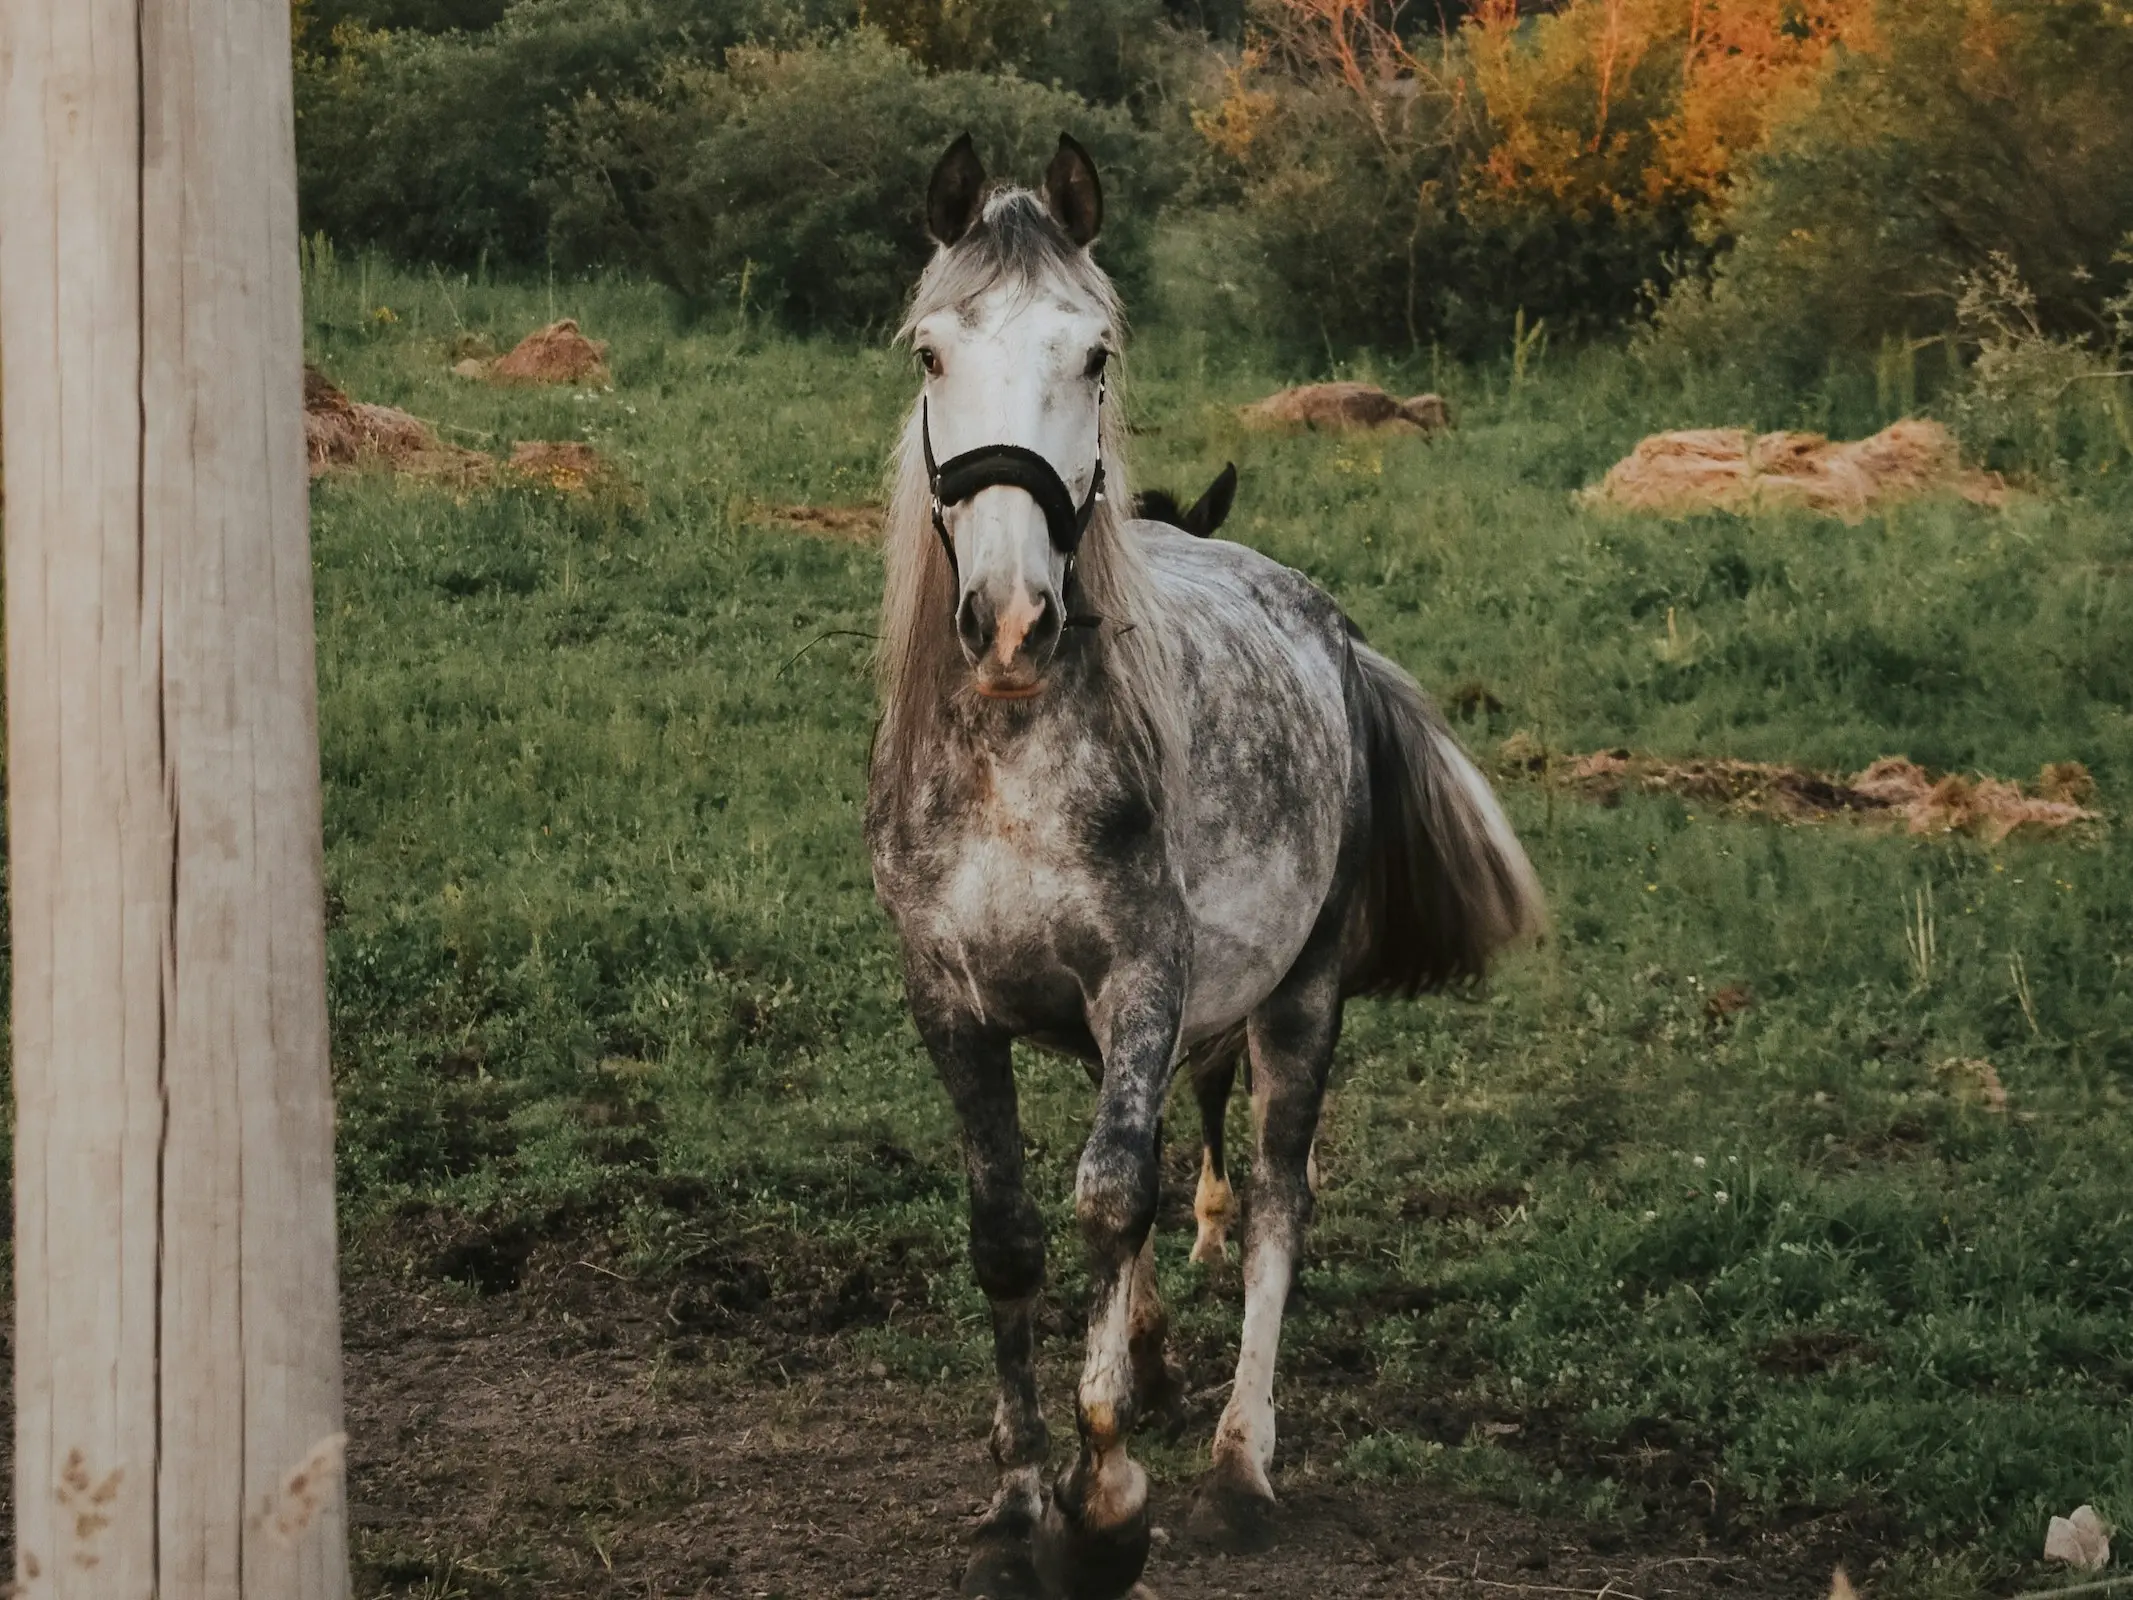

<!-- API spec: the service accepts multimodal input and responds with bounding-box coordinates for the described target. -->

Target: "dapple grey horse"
[866,133,1545,1600]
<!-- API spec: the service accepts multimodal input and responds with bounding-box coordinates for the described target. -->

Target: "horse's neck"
[945,690,1099,779]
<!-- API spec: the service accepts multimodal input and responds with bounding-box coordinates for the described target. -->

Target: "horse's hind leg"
[1188,948,1342,1554]
[918,1011,1050,1598]
[1186,1029,1245,1264]
[1125,1228,1179,1422]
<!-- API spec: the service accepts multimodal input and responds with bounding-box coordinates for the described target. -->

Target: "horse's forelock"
[876,188,1180,824]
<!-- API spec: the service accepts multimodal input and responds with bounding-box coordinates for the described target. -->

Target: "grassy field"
[293,251,2133,1592]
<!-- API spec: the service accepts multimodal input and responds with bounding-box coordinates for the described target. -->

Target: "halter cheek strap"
[922,383,1107,608]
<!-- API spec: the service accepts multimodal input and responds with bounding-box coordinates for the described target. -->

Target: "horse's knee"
[1072,1151,1157,1263]
[969,1190,1045,1301]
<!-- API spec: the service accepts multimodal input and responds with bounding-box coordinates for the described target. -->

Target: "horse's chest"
[934,820,1094,958]
[889,757,1126,980]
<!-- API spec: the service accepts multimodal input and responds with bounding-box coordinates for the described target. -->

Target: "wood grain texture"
[2,0,350,1585]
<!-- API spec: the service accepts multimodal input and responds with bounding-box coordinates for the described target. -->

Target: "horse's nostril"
[1032,591,1061,649]
[956,590,993,660]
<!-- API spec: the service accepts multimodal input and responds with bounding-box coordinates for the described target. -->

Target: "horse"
[1132,461,1237,539]
[864,132,1546,1600]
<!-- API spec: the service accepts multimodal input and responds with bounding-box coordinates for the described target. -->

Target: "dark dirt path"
[331,1242,1860,1599]
[0,1231,1862,1599]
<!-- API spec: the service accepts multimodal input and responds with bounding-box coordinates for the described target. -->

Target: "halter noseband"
[922,383,1107,599]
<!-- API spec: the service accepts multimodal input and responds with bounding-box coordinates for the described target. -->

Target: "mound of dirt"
[1516,740,2099,841]
[304,368,489,482]
[504,440,621,496]
[1241,382,1452,434]
[487,319,610,386]
[1580,419,2006,522]
[748,501,883,540]
[1847,756,2098,840]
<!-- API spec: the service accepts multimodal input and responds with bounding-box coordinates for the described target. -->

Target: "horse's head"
[909,133,1113,700]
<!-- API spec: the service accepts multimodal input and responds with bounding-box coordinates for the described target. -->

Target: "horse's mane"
[874,190,1183,823]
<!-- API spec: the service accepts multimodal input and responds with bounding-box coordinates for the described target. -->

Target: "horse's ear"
[1043,133,1103,248]
[927,133,986,247]
[1184,462,1238,538]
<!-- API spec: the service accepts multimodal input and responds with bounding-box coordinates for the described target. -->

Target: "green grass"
[296,253,2133,1586]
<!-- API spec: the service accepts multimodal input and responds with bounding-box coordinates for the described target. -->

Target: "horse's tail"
[1343,641,1546,998]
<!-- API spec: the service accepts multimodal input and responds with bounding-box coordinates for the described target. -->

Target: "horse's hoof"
[1032,1485,1151,1600]
[1185,1472,1278,1555]
[962,1527,1043,1599]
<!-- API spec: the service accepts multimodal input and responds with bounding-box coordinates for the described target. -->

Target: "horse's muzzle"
[958,581,1062,695]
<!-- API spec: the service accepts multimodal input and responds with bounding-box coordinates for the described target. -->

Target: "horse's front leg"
[1034,963,1183,1600]
[915,1006,1052,1599]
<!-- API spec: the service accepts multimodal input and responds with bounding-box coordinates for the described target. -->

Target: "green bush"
[1210,69,1702,362]
[861,0,1177,106]
[1647,1,2133,401]
[295,0,845,265]
[1939,249,2133,482]
[543,31,1178,330]
[309,0,516,41]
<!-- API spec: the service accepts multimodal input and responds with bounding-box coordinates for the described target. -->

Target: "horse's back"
[1138,523,1356,742]
[1137,525,1361,1040]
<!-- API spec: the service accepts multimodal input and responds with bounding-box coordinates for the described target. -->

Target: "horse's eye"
[1085,347,1110,380]
[918,347,942,377]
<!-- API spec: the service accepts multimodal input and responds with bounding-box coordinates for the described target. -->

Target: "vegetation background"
[8,0,2133,1594]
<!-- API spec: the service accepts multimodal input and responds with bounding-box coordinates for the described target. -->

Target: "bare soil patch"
[748,501,885,540]
[506,439,626,497]
[329,1224,1877,1599]
[305,370,632,499]
[1500,737,2101,841]
[0,1218,1885,1599]
[1579,420,2006,521]
[305,367,491,482]
[1241,383,1453,435]
[486,319,612,386]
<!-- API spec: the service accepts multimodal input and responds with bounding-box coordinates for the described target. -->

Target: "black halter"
[922,384,1107,601]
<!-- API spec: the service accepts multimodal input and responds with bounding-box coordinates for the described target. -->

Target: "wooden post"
[1,0,352,1583]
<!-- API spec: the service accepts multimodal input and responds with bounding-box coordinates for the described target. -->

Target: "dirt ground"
[329,1234,1875,1600]
[0,1225,1876,1600]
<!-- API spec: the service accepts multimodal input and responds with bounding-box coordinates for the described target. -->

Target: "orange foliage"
[1240,0,1469,118]
[1230,0,1875,216]
[1659,0,1878,203]
[1466,0,1872,212]
[1191,44,1281,161]
[1256,0,1424,96]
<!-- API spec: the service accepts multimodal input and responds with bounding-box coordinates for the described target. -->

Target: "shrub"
[1460,0,1867,221]
[1203,69,1473,353]
[1940,249,2133,482]
[861,0,1177,105]
[310,0,516,40]
[295,0,844,265]
[1204,50,1696,357]
[1647,1,2133,399]
[1197,0,1866,359]
[542,31,1176,330]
